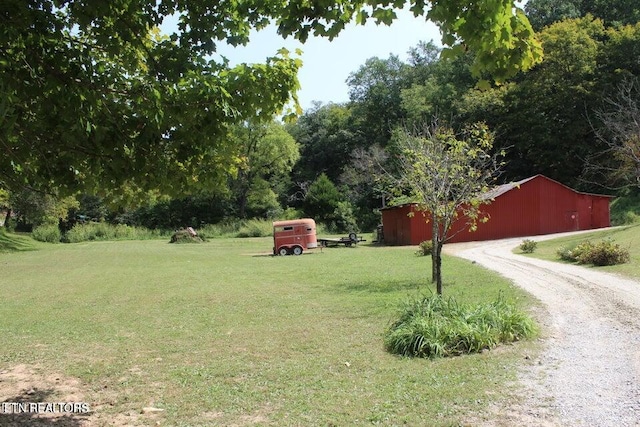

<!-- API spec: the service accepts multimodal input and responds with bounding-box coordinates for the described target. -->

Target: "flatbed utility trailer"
[318,233,365,248]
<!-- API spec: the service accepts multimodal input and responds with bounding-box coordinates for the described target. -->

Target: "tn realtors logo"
[1,402,90,414]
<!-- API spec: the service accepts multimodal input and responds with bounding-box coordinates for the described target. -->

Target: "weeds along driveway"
[445,232,640,427]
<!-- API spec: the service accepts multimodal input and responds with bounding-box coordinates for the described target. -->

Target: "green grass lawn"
[519,223,640,279]
[1,235,537,426]
[0,229,42,253]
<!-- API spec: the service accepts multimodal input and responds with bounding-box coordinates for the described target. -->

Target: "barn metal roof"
[478,176,537,201]
[381,174,614,210]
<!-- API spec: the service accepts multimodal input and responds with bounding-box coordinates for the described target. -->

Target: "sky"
[162,8,442,112]
[216,9,442,111]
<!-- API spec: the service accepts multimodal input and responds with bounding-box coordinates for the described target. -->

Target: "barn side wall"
[381,176,613,245]
[472,180,542,241]
[381,205,415,245]
[590,196,612,228]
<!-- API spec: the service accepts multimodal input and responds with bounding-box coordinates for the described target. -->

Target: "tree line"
[287,0,640,231]
[1,0,639,234]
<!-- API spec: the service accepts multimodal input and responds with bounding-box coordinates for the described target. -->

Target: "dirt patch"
[0,364,92,426]
[0,365,164,426]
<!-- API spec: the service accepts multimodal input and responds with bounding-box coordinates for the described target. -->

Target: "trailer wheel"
[292,246,303,256]
[278,247,289,256]
[348,232,357,242]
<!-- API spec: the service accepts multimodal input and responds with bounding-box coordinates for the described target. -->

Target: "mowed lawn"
[0,236,535,426]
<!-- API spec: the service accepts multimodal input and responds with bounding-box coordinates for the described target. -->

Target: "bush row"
[32,218,325,243]
[557,239,630,266]
[32,222,168,243]
[384,293,535,358]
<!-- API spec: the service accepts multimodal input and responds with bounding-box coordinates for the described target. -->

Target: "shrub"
[571,241,596,262]
[556,245,577,262]
[197,219,273,239]
[64,222,164,243]
[556,240,630,266]
[610,190,640,226]
[519,239,537,253]
[32,224,61,243]
[329,201,359,234]
[617,211,640,225]
[65,223,110,242]
[384,293,535,358]
[575,239,630,266]
[415,240,433,256]
[236,219,272,238]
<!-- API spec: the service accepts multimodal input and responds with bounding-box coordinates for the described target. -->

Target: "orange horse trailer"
[272,218,318,256]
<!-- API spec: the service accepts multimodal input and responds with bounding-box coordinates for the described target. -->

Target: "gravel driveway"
[445,232,640,426]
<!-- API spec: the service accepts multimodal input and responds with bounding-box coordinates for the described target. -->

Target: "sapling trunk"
[431,221,443,295]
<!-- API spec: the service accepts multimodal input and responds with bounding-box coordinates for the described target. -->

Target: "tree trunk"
[431,221,443,295]
[433,241,443,295]
[237,192,248,219]
[431,221,438,282]
[4,209,11,229]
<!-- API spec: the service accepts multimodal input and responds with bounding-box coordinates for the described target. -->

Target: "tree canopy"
[525,0,640,30]
[229,120,300,218]
[1,0,541,197]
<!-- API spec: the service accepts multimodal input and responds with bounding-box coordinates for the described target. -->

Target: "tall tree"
[230,121,299,218]
[582,0,640,27]
[492,16,606,186]
[387,121,502,294]
[586,78,640,188]
[303,173,344,224]
[348,55,409,146]
[1,0,542,196]
[8,189,79,228]
[287,102,360,184]
[525,0,640,31]
[525,0,582,31]
[401,47,476,127]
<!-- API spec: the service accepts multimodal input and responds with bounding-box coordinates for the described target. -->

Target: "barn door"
[396,217,405,245]
[564,211,579,231]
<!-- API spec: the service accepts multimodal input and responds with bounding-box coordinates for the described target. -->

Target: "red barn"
[381,175,613,245]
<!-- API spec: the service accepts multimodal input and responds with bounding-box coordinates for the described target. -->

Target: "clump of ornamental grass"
[384,293,535,358]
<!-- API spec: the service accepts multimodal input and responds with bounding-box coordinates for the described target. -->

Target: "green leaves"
[371,8,397,25]
[2,0,542,199]
[1,2,304,197]
[428,0,543,83]
[388,121,502,247]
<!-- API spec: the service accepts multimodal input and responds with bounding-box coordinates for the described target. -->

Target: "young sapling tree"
[387,120,503,294]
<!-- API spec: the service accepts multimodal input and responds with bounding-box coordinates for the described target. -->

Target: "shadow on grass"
[251,251,324,258]
[0,388,89,426]
[614,222,640,233]
[337,280,426,294]
[0,231,37,253]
